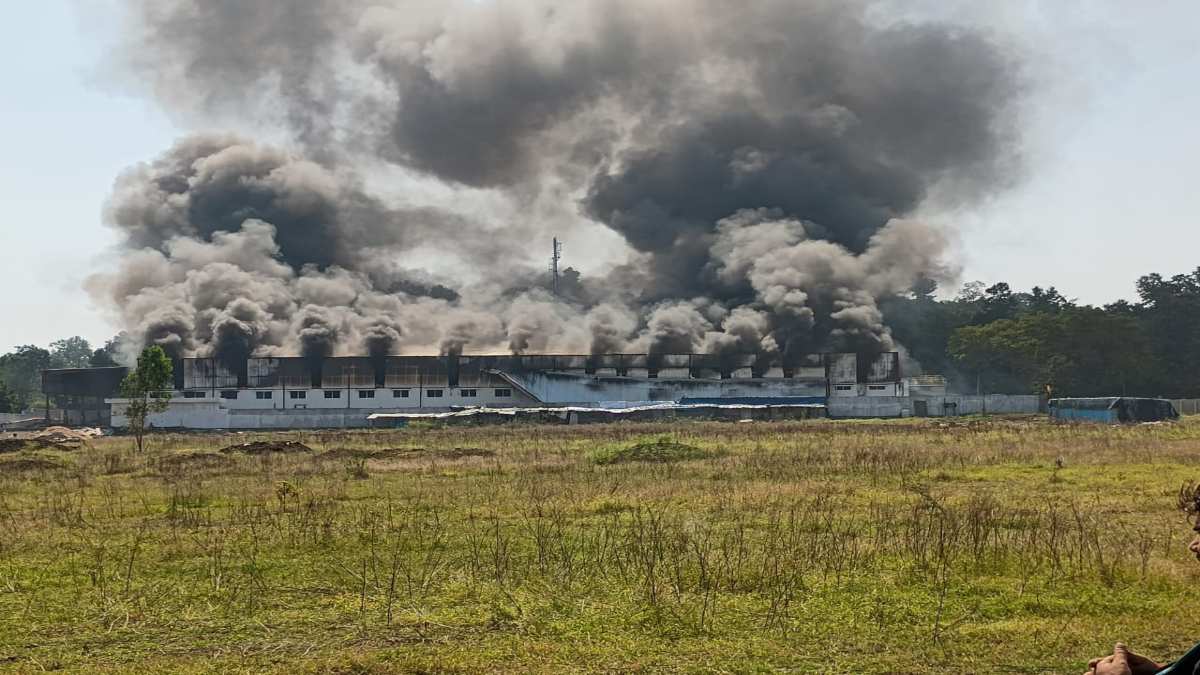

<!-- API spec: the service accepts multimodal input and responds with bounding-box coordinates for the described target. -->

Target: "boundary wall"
[1170,399,1200,415]
[828,395,1041,418]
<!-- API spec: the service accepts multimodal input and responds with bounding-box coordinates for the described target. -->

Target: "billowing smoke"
[91,0,1021,362]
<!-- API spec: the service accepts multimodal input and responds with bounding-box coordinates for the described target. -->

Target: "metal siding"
[247,358,282,388]
[277,358,312,389]
[182,358,239,390]
[866,352,901,383]
[42,368,128,397]
[826,353,857,383]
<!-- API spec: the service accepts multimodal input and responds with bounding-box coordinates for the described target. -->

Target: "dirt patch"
[438,447,496,459]
[320,447,496,461]
[220,441,314,455]
[320,447,426,461]
[159,452,238,471]
[0,437,78,453]
[0,457,67,473]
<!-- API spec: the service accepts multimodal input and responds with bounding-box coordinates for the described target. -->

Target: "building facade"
[43,352,908,429]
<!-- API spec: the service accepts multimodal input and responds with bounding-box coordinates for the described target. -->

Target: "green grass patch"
[0,417,1198,673]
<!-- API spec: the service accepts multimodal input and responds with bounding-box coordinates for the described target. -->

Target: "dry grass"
[0,416,1197,673]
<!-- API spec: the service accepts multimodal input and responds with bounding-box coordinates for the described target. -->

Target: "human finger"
[1112,643,1129,665]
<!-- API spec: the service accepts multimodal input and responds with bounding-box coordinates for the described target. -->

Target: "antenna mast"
[550,237,562,296]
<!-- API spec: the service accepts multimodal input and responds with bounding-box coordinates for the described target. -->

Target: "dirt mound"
[160,452,238,470]
[35,427,98,445]
[591,437,712,465]
[219,440,314,455]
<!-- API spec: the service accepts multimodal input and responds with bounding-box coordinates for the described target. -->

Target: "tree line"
[0,337,121,413]
[883,268,1200,398]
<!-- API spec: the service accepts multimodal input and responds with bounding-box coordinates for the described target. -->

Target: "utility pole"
[550,237,562,296]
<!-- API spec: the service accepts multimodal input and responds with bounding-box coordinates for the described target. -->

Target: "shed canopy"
[1049,397,1179,422]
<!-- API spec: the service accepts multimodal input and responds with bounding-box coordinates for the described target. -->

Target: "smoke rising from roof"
[91,0,1023,362]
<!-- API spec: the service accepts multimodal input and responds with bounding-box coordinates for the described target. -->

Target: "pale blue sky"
[0,1,177,352]
[2,2,1200,353]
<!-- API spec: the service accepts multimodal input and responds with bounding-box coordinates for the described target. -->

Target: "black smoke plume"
[91,0,1023,362]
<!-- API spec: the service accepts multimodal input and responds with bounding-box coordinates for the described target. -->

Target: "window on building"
[495,388,512,398]
[220,390,238,400]
[358,390,375,399]
[324,390,341,399]
[183,391,205,399]
[256,391,273,400]
[835,385,854,392]
[426,389,444,398]
[867,385,888,391]
[460,389,477,397]
[393,389,410,398]
[289,391,307,400]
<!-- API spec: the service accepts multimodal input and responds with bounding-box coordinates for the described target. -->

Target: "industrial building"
[40,351,1040,429]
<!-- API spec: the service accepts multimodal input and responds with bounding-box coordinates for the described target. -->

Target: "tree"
[1133,268,1200,396]
[949,308,1150,396]
[0,345,51,411]
[0,381,17,414]
[49,337,93,369]
[119,345,175,452]
[89,348,119,368]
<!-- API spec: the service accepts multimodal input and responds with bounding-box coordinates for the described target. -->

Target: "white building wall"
[864,383,901,397]
[108,385,536,429]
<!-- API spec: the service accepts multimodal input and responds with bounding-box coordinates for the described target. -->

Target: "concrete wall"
[828,394,1041,418]
[922,395,1042,415]
[228,410,375,429]
[827,397,906,418]
[112,400,233,429]
[115,403,416,430]
[1171,399,1200,415]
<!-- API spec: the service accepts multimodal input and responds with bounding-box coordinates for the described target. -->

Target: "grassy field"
[1,416,1198,674]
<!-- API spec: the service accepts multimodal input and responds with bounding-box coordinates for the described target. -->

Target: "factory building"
[42,352,909,429]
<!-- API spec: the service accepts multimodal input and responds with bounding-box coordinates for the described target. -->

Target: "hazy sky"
[2,1,1199,353]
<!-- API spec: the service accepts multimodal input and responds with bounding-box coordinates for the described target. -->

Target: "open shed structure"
[1049,397,1179,423]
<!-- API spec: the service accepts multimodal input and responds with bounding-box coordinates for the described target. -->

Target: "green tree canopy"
[0,381,18,414]
[119,345,175,452]
[49,337,93,369]
[0,345,51,411]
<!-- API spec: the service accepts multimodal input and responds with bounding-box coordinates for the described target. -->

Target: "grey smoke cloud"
[95,0,1023,361]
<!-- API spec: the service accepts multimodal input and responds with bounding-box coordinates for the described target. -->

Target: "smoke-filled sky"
[3,1,1200,356]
